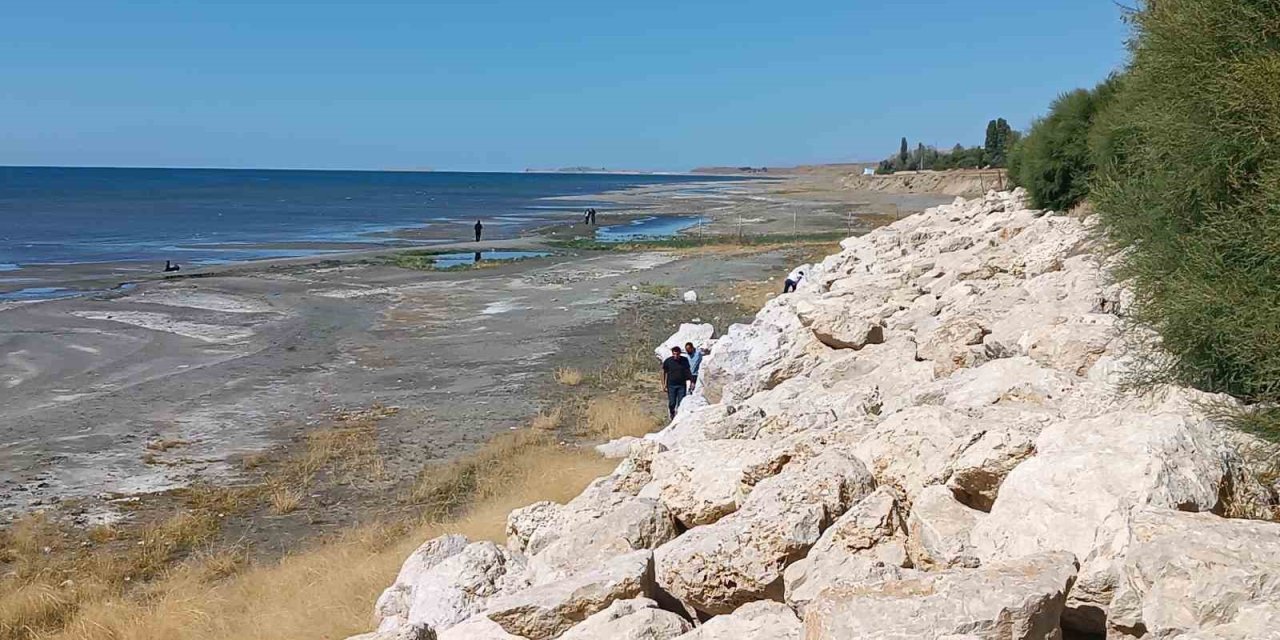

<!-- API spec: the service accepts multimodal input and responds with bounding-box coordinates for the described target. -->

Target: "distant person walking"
[661,346,692,419]
[685,342,704,389]
[589,208,597,225]
[474,219,484,242]
[584,209,592,225]
[783,265,807,294]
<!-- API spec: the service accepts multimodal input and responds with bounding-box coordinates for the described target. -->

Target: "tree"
[984,118,1015,167]
[898,137,909,167]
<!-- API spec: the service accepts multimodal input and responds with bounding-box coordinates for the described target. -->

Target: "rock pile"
[353,190,1280,640]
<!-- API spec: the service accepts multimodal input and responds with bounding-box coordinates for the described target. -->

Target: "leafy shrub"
[1008,76,1121,211]
[1092,0,1280,440]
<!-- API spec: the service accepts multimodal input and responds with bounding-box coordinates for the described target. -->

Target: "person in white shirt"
[783,265,808,294]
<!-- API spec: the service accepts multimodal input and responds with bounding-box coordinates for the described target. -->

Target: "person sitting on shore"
[661,346,692,419]
[474,219,484,242]
[163,260,181,272]
[684,341,704,389]
[783,265,807,293]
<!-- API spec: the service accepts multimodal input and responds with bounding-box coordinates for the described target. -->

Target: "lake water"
[0,167,745,271]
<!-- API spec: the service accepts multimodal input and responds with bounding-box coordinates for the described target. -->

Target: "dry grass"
[267,486,304,515]
[580,396,662,440]
[553,367,584,387]
[30,427,617,640]
[529,406,564,432]
[730,278,781,313]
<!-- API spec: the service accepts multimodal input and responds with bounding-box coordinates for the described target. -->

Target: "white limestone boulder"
[656,450,875,615]
[649,439,789,528]
[782,486,911,611]
[508,502,562,553]
[846,406,983,502]
[437,616,523,640]
[972,411,1238,633]
[1108,509,1280,639]
[525,496,677,584]
[906,485,984,570]
[793,298,886,351]
[374,536,525,633]
[559,598,692,640]
[803,551,1079,640]
[482,550,656,640]
[654,323,714,361]
[916,316,989,376]
[346,624,436,640]
[674,601,802,639]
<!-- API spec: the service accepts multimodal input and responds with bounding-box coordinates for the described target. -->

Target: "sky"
[0,1,1132,172]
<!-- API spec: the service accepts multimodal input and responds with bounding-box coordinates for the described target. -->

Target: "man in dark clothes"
[474,219,484,242]
[661,346,692,419]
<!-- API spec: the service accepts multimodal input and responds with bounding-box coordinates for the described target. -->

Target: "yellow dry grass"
[529,406,564,432]
[553,367,584,386]
[580,396,662,441]
[14,428,617,640]
[267,486,304,515]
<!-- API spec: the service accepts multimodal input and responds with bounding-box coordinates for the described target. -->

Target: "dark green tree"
[898,137,909,167]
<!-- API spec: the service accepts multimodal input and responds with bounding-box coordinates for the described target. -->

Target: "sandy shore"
[0,170,949,534]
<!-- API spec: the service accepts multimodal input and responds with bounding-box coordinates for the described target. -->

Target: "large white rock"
[1108,509,1280,639]
[558,598,692,640]
[654,323,714,361]
[697,304,826,404]
[346,624,436,640]
[649,439,789,527]
[793,297,886,351]
[525,496,677,584]
[482,551,656,640]
[437,616,523,640]
[782,486,911,611]
[656,450,875,615]
[674,601,802,639]
[906,485,984,570]
[916,316,989,376]
[374,536,525,633]
[803,551,1080,640]
[972,411,1237,633]
[846,406,982,502]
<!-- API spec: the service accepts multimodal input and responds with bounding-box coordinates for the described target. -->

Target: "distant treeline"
[1007,0,1280,441]
[874,119,1017,174]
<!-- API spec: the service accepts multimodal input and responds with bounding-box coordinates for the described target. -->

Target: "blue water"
[596,215,707,242]
[430,250,550,269]
[0,167,746,269]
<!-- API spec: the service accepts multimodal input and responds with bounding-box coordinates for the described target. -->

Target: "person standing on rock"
[662,346,692,419]
[684,342,704,389]
[474,219,484,242]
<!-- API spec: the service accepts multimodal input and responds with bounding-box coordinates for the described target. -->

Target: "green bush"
[1008,77,1121,211]
[1092,0,1280,440]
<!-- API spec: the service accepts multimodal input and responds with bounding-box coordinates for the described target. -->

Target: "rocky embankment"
[351,190,1280,640]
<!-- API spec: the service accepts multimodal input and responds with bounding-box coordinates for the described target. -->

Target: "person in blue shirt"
[684,342,704,389]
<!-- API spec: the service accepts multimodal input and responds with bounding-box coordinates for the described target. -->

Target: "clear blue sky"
[0,1,1130,172]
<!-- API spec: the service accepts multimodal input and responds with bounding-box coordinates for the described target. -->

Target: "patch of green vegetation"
[634,282,676,298]
[1089,0,1280,442]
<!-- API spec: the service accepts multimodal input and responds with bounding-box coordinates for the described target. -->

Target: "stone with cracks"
[673,601,802,639]
[656,450,875,615]
[483,550,655,640]
[558,598,692,640]
[437,616,523,640]
[525,496,677,584]
[782,486,911,612]
[906,484,983,570]
[972,412,1236,633]
[508,502,562,553]
[374,536,525,633]
[649,439,790,528]
[794,298,886,351]
[916,317,989,376]
[346,624,436,640]
[1108,509,1280,639]
[803,551,1079,640]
